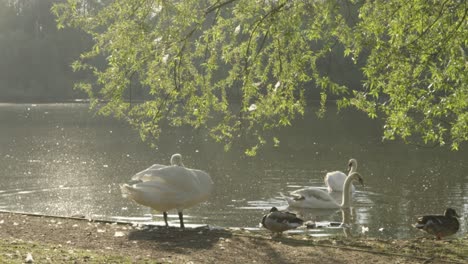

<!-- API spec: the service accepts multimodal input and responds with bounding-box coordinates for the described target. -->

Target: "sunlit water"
[0,103,466,239]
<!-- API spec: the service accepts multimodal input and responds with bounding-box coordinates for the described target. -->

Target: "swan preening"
[414,208,460,240]
[131,153,184,182]
[324,158,357,193]
[121,153,214,228]
[283,172,364,209]
[261,207,304,235]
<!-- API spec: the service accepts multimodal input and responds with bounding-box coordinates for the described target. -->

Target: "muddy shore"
[0,212,466,263]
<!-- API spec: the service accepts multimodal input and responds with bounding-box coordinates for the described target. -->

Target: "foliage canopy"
[53,0,467,153]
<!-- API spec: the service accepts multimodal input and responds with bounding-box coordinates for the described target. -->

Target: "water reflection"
[0,103,466,239]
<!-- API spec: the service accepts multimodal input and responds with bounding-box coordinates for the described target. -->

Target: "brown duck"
[261,207,304,236]
[414,208,460,239]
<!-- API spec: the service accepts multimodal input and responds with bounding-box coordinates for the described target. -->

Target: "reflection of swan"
[121,153,214,228]
[340,208,353,237]
[283,172,363,209]
[324,159,357,192]
[261,207,304,236]
[414,208,460,240]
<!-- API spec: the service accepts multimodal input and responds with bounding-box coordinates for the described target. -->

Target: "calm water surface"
[0,103,466,239]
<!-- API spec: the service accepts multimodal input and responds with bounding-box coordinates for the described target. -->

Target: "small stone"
[114,231,125,237]
[25,253,34,263]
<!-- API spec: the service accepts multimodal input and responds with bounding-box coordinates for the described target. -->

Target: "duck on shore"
[261,207,304,236]
[414,208,460,240]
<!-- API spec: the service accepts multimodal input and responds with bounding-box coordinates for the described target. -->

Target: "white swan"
[324,158,358,192]
[284,172,363,209]
[131,153,184,182]
[121,153,214,228]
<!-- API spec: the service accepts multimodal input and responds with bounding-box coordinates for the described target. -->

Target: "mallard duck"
[414,208,460,239]
[324,158,358,193]
[261,207,304,236]
[283,172,364,209]
[121,153,214,228]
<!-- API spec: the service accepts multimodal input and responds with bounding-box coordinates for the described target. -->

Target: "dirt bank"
[0,212,466,263]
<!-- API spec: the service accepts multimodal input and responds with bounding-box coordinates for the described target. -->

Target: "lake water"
[0,103,466,239]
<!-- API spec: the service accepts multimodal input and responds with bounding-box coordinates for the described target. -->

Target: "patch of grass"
[0,238,160,263]
[338,236,468,263]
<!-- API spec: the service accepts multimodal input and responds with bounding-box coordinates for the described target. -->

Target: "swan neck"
[348,161,357,175]
[340,175,354,208]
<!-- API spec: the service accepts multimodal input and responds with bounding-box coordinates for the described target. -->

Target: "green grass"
[0,238,160,264]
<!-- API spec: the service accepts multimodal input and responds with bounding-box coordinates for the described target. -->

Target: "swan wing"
[131,163,169,181]
[285,187,340,209]
[190,169,214,192]
[292,188,335,202]
[324,171,347,192]
[139,166,199,191]
[325,171,355,192]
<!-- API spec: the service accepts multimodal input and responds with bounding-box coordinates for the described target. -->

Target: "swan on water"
[121,153,214,228]
[261,207,304,236]
[324,158,358,193]
[283,172,364,209]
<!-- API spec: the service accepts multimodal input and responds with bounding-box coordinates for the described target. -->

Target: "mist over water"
[0,103,466,238]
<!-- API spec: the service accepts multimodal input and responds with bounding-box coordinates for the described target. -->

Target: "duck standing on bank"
[261,207,304,236]
[414,208,460,240]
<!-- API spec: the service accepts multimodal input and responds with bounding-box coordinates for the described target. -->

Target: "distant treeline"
[0,0,94,102]
[0,0,362,102]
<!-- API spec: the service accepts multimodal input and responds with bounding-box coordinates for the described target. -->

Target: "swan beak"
[358,177,364,187]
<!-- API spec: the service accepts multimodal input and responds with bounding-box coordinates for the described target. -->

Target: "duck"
[121,153,214,228]
[324,158,358,193]
[261,207,304,236]
[414,208,460,239]
[283,172,364,209]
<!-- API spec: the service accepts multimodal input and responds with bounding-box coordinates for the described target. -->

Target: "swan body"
[121,153,213,228]
[324,159,357,192]
[414,208,460,239]
[261,207,304,235]
[284,172,364,209]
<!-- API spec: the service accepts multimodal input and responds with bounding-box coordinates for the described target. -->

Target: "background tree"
[0,0,93,101]
[52,0,467,153]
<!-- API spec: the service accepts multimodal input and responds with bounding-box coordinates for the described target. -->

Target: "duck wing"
[269,211,303,224]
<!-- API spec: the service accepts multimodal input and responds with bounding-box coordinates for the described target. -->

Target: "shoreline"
[0,211,466,263]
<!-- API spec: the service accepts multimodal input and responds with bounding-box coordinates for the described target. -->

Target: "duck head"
[445,208,460,218]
